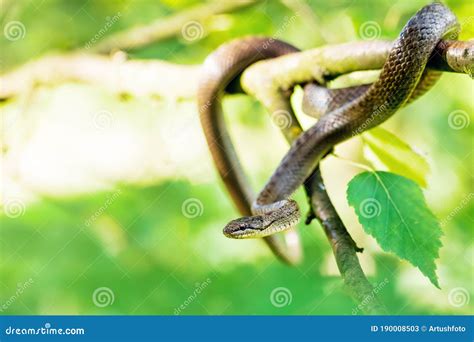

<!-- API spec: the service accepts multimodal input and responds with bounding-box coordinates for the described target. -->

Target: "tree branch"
[0,52,200,100]
[268,94,386,313]
[242,40,474,101]
[92,0,259,54]
[1,39,470,102]
[304,169,387,314]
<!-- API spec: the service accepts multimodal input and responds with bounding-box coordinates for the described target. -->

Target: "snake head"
[223,200,301,239]
[223,216,267,239]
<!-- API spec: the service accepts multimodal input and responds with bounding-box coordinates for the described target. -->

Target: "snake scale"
[198,3,464,261]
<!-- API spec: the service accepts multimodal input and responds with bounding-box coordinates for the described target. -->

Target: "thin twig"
[92,0,259,54]
[304,169,387,314]
[269,91,386,313]
[279,0,328,45]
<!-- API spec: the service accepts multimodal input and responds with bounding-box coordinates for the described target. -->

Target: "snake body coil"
[198,4,460,255]
[198,38,304,263]
[221,4,458,238]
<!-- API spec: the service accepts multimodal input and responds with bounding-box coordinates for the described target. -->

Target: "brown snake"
[198,3,470,263]
[198,37,304,264]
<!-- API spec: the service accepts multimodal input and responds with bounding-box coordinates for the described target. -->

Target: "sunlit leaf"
[347,171,442,288]
[361,127,430,187]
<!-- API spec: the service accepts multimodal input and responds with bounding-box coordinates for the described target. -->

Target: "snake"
[198,3,464,259]
[198,37,305,264]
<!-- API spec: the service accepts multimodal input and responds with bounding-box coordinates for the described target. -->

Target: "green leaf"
[346,171,442,288]
[361,127,430,188]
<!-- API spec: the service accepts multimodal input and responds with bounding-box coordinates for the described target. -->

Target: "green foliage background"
[0,0,472,315]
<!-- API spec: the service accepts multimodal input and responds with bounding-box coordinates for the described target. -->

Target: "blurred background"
[0,0,472,315]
